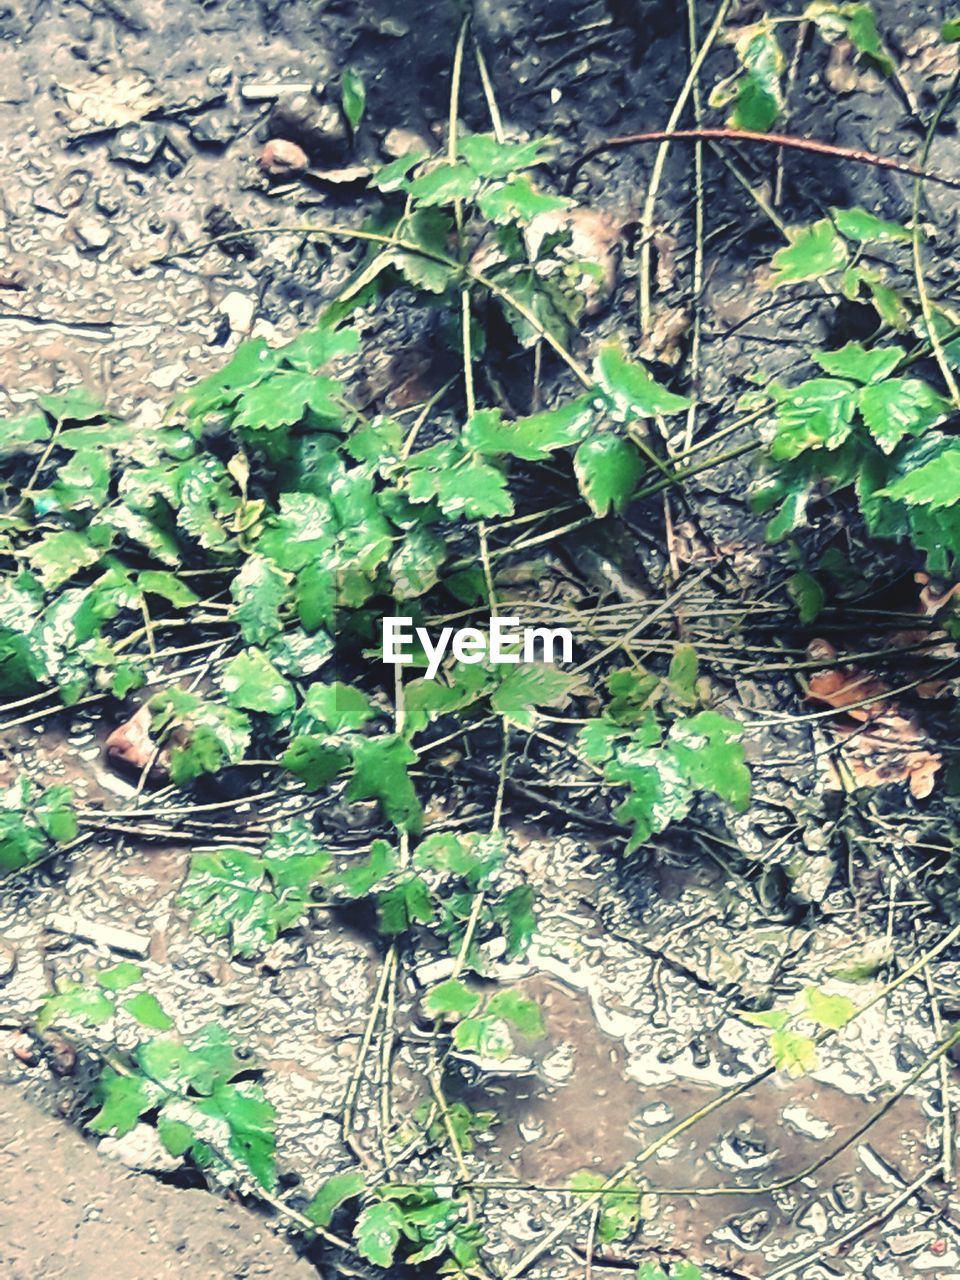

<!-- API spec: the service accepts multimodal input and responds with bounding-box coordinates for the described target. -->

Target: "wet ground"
[3,0,960,1277]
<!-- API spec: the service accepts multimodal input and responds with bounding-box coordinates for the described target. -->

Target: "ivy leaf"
[195,1080,277,1189]
[741,1008,790,1031]
[803,986,856,1029]
[667,711,751,810]
[233,371,342,431]
[477,176,569,225]
[0,411,50,457]
[279,322,359,373]
[666,644,699,707]
[858,378,950,454]
[770,1028,819,1076]
[575,434,644,516]
[338,839,397,898]
[341,68,365,131]
[390,524,447,598]
[89,1070,160,1136]
[346,735,423,832]
[491,664,577,728]
[944,17,960,41]
[96,962,143,992]
[830,205,910,242]
[787,571,825,623]
[299,681,375,733]
[452,1015,515,1059]
[608,750,692,852]
[485,989,544,1037]
[770,219,848,285]
[222,649,295,715]
[355,1201,405,1268]
[305,1170,366,1229]
[499,883,538,957]
[594,343,690,420]
[812,342,901,384]
[462,396,595,460]
[231,555,289,644]
[425,978,482,1018]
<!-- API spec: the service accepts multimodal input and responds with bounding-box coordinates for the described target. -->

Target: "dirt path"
[0,1088,316,1279]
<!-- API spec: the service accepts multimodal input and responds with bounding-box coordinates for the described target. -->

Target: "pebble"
[218,290,255,335]
[269,93,347,158]
[382,127,432,159]
[190,112,237,149]
[74,216,112,252]
[100,1123,183,1173]
[109,124,165,167]
[259,138,308,177]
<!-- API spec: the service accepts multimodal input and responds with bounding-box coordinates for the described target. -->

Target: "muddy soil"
[2,1,960,1278]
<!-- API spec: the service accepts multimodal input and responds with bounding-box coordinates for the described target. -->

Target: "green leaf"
[37,980,114,1032]
[122,991,174,1030]
[594,343,691,420]
[730,23,785,130]
[666,644,699,707]
[233,371,342,431]
[608,749,691,852]
[137,570,200,607]
[770,378,858,459]
[425,978,482,1018]
[477,176,569,225]
[464,396,596,462]
[803,986,855,1029]
[787,570,825,623]
[230,555,289,644]
[300,681,375,733]
[391,207,455,295]
[390,524,447,598]
[406,162,478,206]
[491,664,577,729]
[741,1008,791,1031]
[575,434,645,516]
[281,737,350,790]
[377,875,434,934]
[407,450,514,519]
[355,1200,406,1267]
[499,883,537,957]
[770,219,848,285]
[943,17,960,41]
[667,711,751,810]
[222,649,295,715]
[880,443,960,509]
[485,989,544,1037]
[0,411,50,457]
[346,735,422,832]
[770,1028,818,1076]
[808,2,893,74]
[306,1170,366,1229]
[452,1015,515,1059]
[27,530,103,590]
[341,68,365,131]
[89,1070,160,1136]
[831,205,910,242]
[813,342,902,384]
[149,689,252,784]
[338,839,397,898]
[196,1080,277,1189]
[459,134,551,178]
[858,378,950,453]
[96,962,143,992]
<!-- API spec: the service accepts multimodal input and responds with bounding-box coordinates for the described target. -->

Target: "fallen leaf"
[62,74,163,129]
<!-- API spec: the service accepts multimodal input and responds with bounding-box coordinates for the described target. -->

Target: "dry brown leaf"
[62,74,162,129]
[806,640,941,798]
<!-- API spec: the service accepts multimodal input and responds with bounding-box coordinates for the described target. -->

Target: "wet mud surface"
[2,0,960,1278]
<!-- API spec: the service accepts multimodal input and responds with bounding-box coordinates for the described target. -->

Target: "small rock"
[269,93,347,159]
[0,936,16,984]
[105,704,169,781]
[887,1230,934,1257]
[259,137,308,177]
[41,1031,77,1077]
[109,124,165,167]
[74,216,112,252]
[10,1033,38,1067]
[54,167,91,210]
[190,112,237,149]
[797,1200,829,1238]
[100,1122,183,1173]
[94,184,125,217]
[218,290,255,335]
[382,127,431,159]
